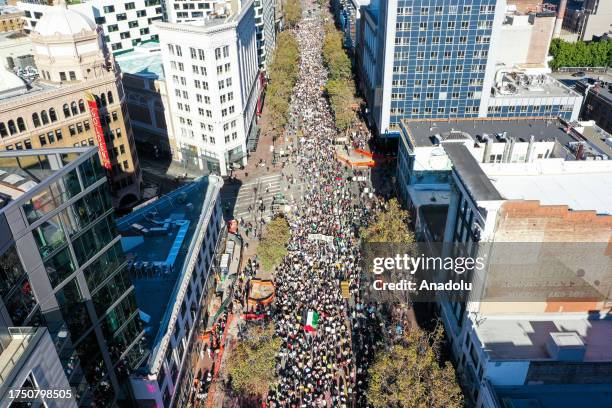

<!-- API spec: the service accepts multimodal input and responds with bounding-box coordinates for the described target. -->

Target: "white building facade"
[156,0,260,175]
[164,0,228,24]
[17,0,163,54]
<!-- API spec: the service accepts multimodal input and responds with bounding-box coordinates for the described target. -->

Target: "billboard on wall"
[85,92,111,170]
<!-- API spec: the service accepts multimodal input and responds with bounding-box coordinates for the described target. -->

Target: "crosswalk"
[221,173,285,220]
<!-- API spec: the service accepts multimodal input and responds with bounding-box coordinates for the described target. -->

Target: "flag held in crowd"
[304,310,319,332]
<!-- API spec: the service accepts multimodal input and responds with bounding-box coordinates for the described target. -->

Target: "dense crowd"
[264,3,384,407]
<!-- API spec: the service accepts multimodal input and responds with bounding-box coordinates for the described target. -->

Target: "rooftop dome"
[34,6,96,37]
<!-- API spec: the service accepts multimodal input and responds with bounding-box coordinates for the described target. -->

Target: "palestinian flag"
[304,310,319,332]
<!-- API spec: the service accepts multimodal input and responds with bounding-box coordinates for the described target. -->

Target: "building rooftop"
[117,177,222,357]
[491,71,580,99]
[0,5,22,15]
[492,383,612,408]
[481,159,612,214]
[402,118,577,148]
[567,120,612,159]
[475,314,612,361]
[0,147,95,210]
[115,41,165,80]
[444,143,503,201]
[575,75,612,104]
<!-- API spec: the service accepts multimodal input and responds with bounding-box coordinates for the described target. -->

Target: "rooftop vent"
[546,332,586,361]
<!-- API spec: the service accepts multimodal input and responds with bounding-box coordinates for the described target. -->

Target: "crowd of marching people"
[263,3,386,406]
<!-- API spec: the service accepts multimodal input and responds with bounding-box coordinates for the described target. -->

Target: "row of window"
[395,34,490,46]
[394,63,488,74]
[0,93,114,139]
[397,5,495,16]
[487,104,574,113]
[396,20,493,31]
[391,106,480,115]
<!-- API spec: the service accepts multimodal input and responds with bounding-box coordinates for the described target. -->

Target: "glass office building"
[362,0,503,136]
[360,0,582,137]
[0,147,147,406]
[390,0,499,121]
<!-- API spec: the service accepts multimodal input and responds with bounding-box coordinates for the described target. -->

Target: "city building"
[254,0,276,69]
[358,0,582,137]
[16,0,163,54]
[574,74,612,134]
[396,117,609,240]
[332,0,370,54]
[439,143,612,407]
[156,0,260,175]
[0,5,142,208]
[0,147,148,406]
[0,327,77,408]
[116,177,224,408]
[115,42,176,159]
[164,0,228,24]
[0,5,25,32]
[274,0,283,31]
[562,0,612,41]
[0,30,34,74]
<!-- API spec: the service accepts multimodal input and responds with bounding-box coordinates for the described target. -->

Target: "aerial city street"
[0,0,611,407]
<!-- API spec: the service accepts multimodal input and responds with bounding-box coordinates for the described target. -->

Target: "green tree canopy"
[549,38,612,69]
[266,31,299,133]
[284,0,302,28]
[258,216,291,272]
[367,326,464,408]
[322,23,357,131]
[227,323,281,398]
[323,24,352,81]
[361,198,415,244]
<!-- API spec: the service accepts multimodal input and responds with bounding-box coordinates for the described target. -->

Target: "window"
[39,134,47,146]
[41,111,49,125]
[108,24,118,32]
[103,5,115,13]
[69,71,76,81]
[71,101,78,115]
[79,100,85,113]
[60,72,67,81]
[116,13,127,21]
[125,2,135,10]
[49,108,57,122]
[215,47,222,60]
[32,113,41,127]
